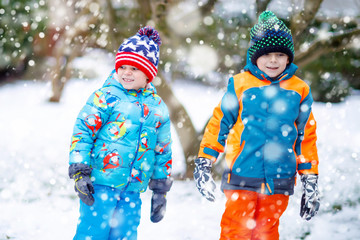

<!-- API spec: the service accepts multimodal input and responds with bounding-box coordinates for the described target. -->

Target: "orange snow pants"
[220,189,289,240]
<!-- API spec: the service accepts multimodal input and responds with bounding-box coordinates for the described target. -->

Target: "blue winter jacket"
[69,70,172,193]
[198,59,319,195]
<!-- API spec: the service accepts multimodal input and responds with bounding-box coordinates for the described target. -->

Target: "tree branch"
[199,0,217,16]
[295,27,360,68]
[290,0,324,39]
[256,0,272,16]
[104,0,119,51]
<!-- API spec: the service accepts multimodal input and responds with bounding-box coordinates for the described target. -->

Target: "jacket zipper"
[123,91,144,191]
[261,74,276,194]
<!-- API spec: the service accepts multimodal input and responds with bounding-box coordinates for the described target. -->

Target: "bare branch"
[290,0,324,38]
[256,0,272,17]
[295,27,360,68]
[104,0,119,51]
[149,0,172,40]
[199,0,217,16]
[49,1,99,102]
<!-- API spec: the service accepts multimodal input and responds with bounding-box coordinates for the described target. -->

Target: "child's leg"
[74,185,118,240]
[108,191,142,240]
[219,190,289,240]
[252,193,289,240]
[220,190,258,240]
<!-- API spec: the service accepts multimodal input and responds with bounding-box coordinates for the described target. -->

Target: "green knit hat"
[248,11,294,65]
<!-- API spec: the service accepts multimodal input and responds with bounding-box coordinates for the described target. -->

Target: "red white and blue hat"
[115,26,162,82]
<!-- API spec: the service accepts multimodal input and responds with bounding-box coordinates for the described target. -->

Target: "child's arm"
[69,89,111,165]
[198,77,240,162]
[152,111,172,180]
[294,91,319,175]
[194,77,239,201]
[149,111,172,222]
[295,89,320,221]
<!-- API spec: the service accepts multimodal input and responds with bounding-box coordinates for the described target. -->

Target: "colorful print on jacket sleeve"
[69,89,115,165]
[152,114,172,179]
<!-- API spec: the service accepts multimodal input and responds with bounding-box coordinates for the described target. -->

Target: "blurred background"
[1,0,359,178]
[0,1,360,239]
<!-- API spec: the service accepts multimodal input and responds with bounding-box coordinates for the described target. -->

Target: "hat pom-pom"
[258,10,277,23]
[138,26,162,46]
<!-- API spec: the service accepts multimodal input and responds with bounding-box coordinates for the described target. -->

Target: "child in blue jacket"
[68,26,173,240]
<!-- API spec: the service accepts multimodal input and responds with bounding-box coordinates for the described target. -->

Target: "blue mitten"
[193,158,216,202]
[149,178,173,223]
[300,174,320,221]
[69,163,95,206]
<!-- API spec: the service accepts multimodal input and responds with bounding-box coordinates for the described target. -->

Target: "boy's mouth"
[122,78,134,82]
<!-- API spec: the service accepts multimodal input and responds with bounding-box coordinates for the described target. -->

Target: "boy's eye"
[132,67,138,71]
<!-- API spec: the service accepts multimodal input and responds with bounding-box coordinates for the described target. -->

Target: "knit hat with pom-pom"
[115,26,162,82]
[248,11,294,65]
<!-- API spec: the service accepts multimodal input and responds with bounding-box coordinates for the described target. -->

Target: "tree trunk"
[49,42,82,102]
[256,0,272,16]
[49,4,98,102]
[156,72,201,179]
[49,55,70,102]
[147,0,202,179]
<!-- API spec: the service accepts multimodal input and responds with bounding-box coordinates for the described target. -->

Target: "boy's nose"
[270,55,278,62]
[124,68,132,75]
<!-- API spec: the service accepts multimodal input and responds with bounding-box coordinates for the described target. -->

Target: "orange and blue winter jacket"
[198,61,319,195]
[69,70,172,193]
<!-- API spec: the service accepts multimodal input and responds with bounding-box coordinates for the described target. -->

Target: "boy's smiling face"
[116,65,148,90]
[256,52,289,78]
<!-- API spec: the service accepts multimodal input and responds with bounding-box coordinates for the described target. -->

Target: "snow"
[1,55,360,240]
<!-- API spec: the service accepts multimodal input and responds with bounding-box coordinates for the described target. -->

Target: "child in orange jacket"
[194,11,320,240]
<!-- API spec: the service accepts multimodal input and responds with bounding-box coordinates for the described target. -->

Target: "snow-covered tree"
[0,0,47,78]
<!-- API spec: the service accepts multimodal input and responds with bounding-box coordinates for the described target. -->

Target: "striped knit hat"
[248,11,294,65]
[115,26,162,82]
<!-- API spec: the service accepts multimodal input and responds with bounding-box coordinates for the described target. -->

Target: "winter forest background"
[1,0,360,239]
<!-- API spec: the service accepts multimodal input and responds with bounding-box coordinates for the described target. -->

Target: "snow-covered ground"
[0,53,360,239]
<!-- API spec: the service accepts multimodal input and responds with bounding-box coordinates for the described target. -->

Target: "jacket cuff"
[68,163,92,179]
[149,178,173,193]
[198,147,219,162]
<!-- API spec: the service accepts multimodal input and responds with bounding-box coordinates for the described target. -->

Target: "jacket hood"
[244,50,298,82]
[103,69,157,95]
